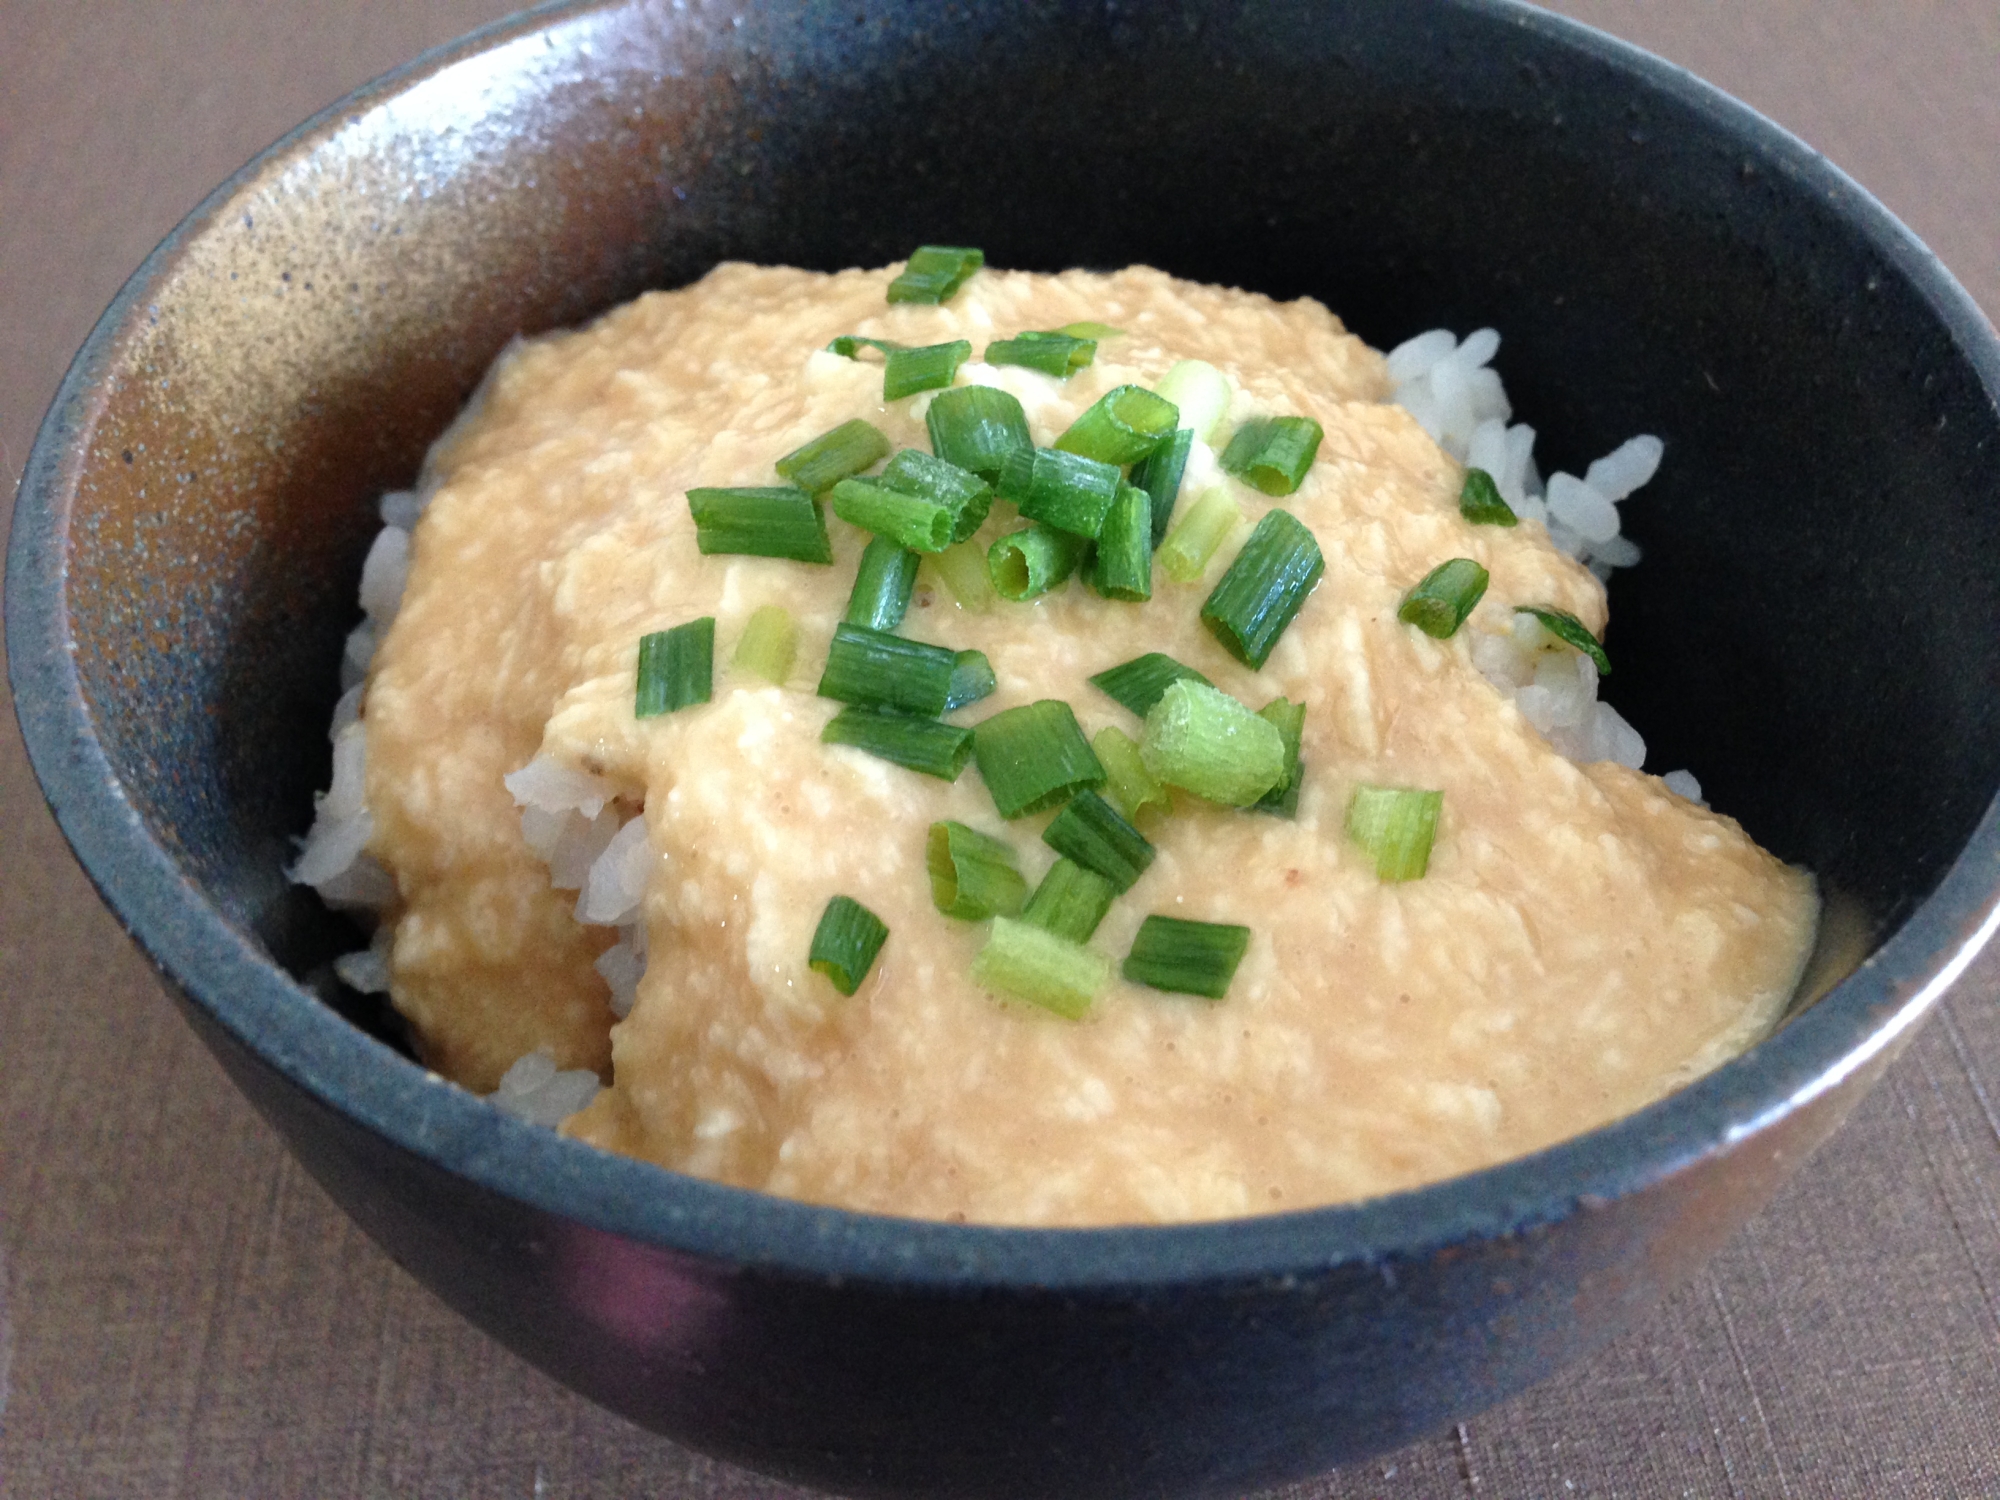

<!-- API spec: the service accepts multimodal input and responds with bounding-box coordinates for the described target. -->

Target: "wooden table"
[4,3,1997,1494]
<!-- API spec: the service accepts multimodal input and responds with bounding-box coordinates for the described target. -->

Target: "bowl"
[11,2,2000,1496]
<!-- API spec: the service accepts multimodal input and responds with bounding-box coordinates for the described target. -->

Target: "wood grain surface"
[3,3,1997,1496]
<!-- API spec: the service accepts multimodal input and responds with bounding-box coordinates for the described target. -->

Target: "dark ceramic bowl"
[11,2,2000,1496]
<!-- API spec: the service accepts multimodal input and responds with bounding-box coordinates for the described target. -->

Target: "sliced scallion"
[1155,486,1242,583]
[830,477,954,553]
[844,536,920,631]
[946,649,996,711]
[1153,360,1232,443]
[1088,483,1153,602]
[971,916,1108,1021]
[731,604,798,685]
[886,245,984,305]
[985,330,1097,378]
[1092,726,1171,822]
[927,541,998,611]
[880,448,993,543]
[987,524,1089,602]
[1129,426,1194,547]
[926,385,1033,478]
[883,339,972,401]
[1122,916,1251,1000]
[821,706,975,780]
[1139,679,1285,807]
[1220,415,1323,496]
[926,821,1028,920]
[1022,857,1118,943]
[1253,698,1306,818]
[1042,789,1154,893]
[687,486,833,564]
[1054,384,1179,466]
[827,334,898,360]
[808,895,888,997]
[972,700,1105,818]
[1398,558,1489,639]
[996,446,1123,538]
[1517,606,1612,675]
[817,622,958,716]
[635,616,715,718]
[1088,652,1214,719]
[1459,467,1518,526]
[1059,320,1124,340]
[775,418,890,494]
[1200,508,1326,668]
[1345,785,1444,882]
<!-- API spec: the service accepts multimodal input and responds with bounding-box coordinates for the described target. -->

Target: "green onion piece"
[1517,606,1612,675]
[995,446,1124,538]
[827,334,899,360]
[1253,698,1306,818]
[821,706,975,780]
[1220,415,1324,496]
[1122,915,1251,1000]
[809,895,889,996]
[817,622,958,716]
[1139,679,1285,807]
[972,916,1109,1021]
[887,245,984,305]
[927,541,997,611]
[987,524,1089,601]
[1042,788,1154,893]
[1200,508,1326,668]
[1088,652,1215,719]
[973,700,1106,818]
[946,649,996,711]
[829,477,955,553]
[687,487,834,564]
[926,821,1029,920]
[879,448,993,542]
[1092,726,1171,822]
[844,537,920,631]
[1345,785,1444,882]
[1059,320,1124,340]
[985,330,1097,378]
[1459,467,1518,526]
[1088,484,1153,602]
[1155,486,1242,583]
[1398,558,1490,639]
[1053,384,1179,466]
[635,616,715,718]
[1021,858,1118,943]
[926,385,1034,478]
[1129,427,1194,547]
[884,339,972,401]
[1153,360,1232,442]
[775,418,890,494]
[731,605,798,685]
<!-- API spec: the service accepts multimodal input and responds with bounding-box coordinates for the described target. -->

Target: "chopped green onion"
[985,330,1097,378]
[1155,486,1242,583]
[879,448,993,542]
[927,541,998,611]
[973,700,1105,818]
[821,706,974,779]
[996,446,1123,538]
[1220,415,1324,496]
[1092,726,1171,822]
[732,605,798,685]
[1459,467,1518,526]
[687,487,833,564]
[972,917,1109,1021]
[887,245,984,305]
[1153,360,1232,443]
[987,524,1089,602]
[1022,858,1118,943]
[1053,384,1179,465]
[946,649,996,711]
[1253,698,1306,818]
[817,623,958,716]
[1140,679,1285,807]
[1059,320,1124,340]
[1345,785,1444,882]
[1121,915,1251,1000]
[1398,558,1490,639]
[827,334,899,360]
[926,385,1033,478]
[927,821,1028,920]
[809,895,889,996]
[844,537,920,631]
[1042,789,1154,893]
[635,617,715,718]
[775,418,890,494]
[830,477,955,552]
[1088,484,1153,602]
[884,339,972,401]
[1200,509,1326,668]
[1129,427,1194,547]
[1517,606,1612,675]
[1088,652,1215,719]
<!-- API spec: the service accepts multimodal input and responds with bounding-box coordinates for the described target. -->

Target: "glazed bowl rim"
[11,0,2000,1292]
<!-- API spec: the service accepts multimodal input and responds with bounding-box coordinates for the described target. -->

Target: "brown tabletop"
[4,2,1998,1495]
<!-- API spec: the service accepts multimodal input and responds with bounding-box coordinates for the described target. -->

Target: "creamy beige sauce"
[361,261,1816,1225]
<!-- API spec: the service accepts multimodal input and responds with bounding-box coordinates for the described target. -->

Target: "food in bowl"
[291,253,1816,1226]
